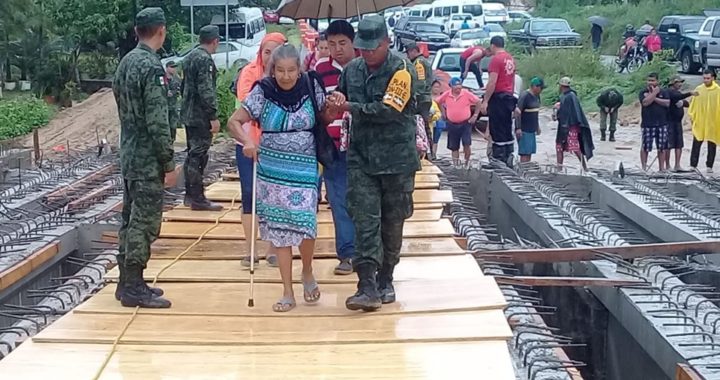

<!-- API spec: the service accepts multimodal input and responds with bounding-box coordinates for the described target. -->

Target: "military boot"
[609,131,616,142]
[120,265,172,308]
[114,258,164,301]
[190,198,224,211]
[345,263,382,312]
[377,264,396,304]
[600,130,606,141]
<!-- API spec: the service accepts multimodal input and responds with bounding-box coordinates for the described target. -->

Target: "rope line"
[91,193,239,380]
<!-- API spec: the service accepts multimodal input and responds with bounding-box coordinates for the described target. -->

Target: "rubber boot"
[345,263,382,312]
[120,265,172,308]
[600,130,606,141]
[377,264,396,304]
[114,258,164,301]
[609,131,616,142]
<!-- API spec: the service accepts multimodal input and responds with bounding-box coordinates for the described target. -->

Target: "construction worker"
[112,7,175,308]
[336,15,420,311]
[180,25,223,211]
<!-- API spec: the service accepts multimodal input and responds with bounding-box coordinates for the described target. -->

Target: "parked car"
[655,15,707,73]
[508,10,532,23]
[700,16,720,72]
[450,28,491,48]
[394,19,451,51]
[508,18,582,51]
[406,4,432,18]
[445,13,481,37]
[482,2,509,24]
[484,23,507,40]
[262,9,279,24]
[161,41,258,70]
[426,0,485,31]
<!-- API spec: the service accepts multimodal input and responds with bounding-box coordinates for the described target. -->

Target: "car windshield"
[681,20,704,33]
[415,23,443,33]
[437,52,491,72]
[485,24,504,32]
[463,5,483,16]
[530,20,570,33]
[460,30,490,40]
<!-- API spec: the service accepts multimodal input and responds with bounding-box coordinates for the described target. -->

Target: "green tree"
[0,0,33,83]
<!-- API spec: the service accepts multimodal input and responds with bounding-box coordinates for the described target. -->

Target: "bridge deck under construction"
[0,162,517,379]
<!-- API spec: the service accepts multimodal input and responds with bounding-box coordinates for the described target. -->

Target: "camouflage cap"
[166,60,178,68]
[405,41,419,52]
[199,25,220,41]
[558,76,572,87]
[354,15,388,50]
[135,7,166,28]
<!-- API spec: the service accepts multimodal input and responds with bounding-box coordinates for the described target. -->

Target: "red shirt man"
[488,49,515,94]
[481,36,517,165]
[459,45,486,87]
[315,55,349,150]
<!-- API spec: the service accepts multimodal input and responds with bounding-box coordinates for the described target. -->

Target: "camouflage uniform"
[337,15,421,311]
[406,42,433,141]
[166,67,182,142]
[180,25,220,208]
[113,7,173,308]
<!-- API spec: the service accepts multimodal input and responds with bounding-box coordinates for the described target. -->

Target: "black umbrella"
[588,16,610,28]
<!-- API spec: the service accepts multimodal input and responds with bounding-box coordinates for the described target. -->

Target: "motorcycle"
[615,36,648,73]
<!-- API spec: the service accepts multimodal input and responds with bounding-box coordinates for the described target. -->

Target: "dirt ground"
[439,101,712,176]
[18,89,120,158]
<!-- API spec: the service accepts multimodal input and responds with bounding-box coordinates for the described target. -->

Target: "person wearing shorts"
[639,72,670,171]
[665,75,695,171]
[515,77,545,162]
[436,77,481,168]
[480,36,517,167]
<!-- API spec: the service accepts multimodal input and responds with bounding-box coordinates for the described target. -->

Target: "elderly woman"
[228,44,344,312]
[235,32,286,267]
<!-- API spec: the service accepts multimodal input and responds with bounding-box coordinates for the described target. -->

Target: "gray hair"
[265,44,302,76]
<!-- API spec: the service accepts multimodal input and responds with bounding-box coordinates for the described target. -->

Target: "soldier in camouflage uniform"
[113,7,175,309]
[165,60,182,142]
[336,15,421,311]
[180,25,223,211]
[405,41,433,152]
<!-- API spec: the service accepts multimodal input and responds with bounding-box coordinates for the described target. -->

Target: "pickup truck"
[699,16,720,72]
[654,15,706,73]
[508,18,582,51]
[393,19,451,52]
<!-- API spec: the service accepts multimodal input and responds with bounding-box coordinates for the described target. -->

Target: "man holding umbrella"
[336,15,421,312]
[589,16,608,51]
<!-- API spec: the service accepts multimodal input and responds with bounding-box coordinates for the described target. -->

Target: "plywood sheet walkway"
[0,164,517,379]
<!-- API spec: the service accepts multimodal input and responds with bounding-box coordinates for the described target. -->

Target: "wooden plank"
[475,240,720,264]
[205,188,452,204]
[676,364,704,380]
[162,208,443,224]
[104,255,482,283]
[150,237,466,260]
[0,341,516,380]
[33,310,511,345]
[172,201,445,211]
[66,183,114,211]
[0,242,59,291]
[76,277,506,317]
[158,219,455,240]
[209,180,439,191]
[494,276,645,287]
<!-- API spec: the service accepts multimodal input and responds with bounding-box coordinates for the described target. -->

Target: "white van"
[427,0,485,29]
[407,4,432,18]
[482,2,508,24]
[211,7,266,47]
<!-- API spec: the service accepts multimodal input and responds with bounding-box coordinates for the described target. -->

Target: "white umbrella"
[276,0,412,19]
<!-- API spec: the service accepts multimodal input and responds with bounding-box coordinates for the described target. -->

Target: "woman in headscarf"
[227,44,345,312]
[234,32,286,268]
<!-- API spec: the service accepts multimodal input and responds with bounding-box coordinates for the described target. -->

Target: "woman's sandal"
[302,275,321,304]
[272,296,296,312]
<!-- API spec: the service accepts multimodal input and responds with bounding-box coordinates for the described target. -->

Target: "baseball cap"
[670,75,685,84]
[405,41,419,52]
[166,61,178,68]
[558,76,572,87]
[354,15,388,50]
[530,77,546,88]
[450,77,462,86]
[135,7,166,27]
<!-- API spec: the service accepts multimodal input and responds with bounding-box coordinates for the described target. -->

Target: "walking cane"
[247,157,258,307]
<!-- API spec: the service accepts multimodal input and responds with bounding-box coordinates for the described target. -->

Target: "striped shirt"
[314,55,348,151]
